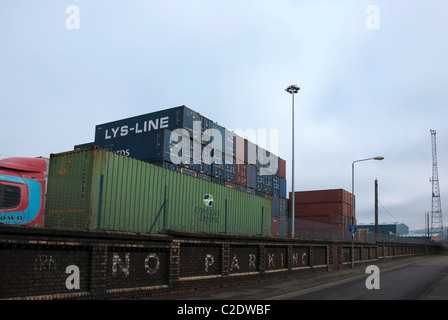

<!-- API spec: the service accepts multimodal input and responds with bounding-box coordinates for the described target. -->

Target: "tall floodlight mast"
[430,129,444,240]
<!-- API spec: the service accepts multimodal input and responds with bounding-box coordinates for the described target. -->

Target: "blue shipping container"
[245,141,279,175]
[279,218,288,237]
[154,161,181,173]
[212,162,225,179]
[95,106,206,143]
[77,129,199,164]
[205,123,235,154]
[272,197,289,218]
[197,173,212,181]
[81,105,288,199]
[74,142,96,150]
[280,198,288,218]
[272,175,280,196]
[272,196,280,217]
[247,188,256,195]
[94,106,237,156]
[280,178,287,199]
[224,154,236,183]
[212,177,225,186]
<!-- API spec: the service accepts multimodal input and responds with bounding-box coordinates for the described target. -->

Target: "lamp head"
[285,85,300,94]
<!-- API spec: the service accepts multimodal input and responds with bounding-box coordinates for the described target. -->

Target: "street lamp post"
[350,156,384,268]
[285,85,300,238]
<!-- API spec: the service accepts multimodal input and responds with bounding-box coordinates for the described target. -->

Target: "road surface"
[175,255,448,300]
[273,254,448,300]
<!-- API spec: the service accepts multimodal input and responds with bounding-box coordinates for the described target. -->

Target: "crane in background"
[429,129,444,240]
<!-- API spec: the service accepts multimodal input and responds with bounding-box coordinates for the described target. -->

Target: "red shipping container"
[289,200,355,221]
[343,203,354,217]
[236,163,247,187]
[293,202,343,217]
[294,202,354,217]
[343,190,352,205]
[279,158,286,179]
[225,181,236,189]
[298,215,343,226]
[290,189,353,205]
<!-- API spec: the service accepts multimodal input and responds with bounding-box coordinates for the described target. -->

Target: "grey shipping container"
[272,197,288,218]
[247,165,257,189]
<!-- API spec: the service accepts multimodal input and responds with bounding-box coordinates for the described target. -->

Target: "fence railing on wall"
[289,216,432,244]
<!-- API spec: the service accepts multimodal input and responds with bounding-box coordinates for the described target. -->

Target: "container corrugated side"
[236,163,247,187]
[292,202,343,217]
[44,147,271,236]
[77,129,208,166]
[272,196,288,218]
[291,189,350,204]
[272,175,280,196]
[81,105,287,199]
[224,154,236,183]
[297,214,347,227]
[247,165,257,189]
[44,148,97,230]
[279,178,287,198]
[245,139,257,165]
[279,158,286,179]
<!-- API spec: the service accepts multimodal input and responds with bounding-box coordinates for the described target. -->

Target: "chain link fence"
[287,216,433,244]
[43,210,434,244]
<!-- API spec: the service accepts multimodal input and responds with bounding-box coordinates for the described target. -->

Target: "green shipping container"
[44,147,271,236]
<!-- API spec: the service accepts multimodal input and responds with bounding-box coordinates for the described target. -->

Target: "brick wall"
[0,225,440,300]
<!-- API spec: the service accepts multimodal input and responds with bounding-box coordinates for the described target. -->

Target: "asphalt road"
[279,255,448,300]
[175,254,448,300]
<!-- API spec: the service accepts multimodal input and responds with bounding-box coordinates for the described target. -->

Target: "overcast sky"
[1,1,447,231]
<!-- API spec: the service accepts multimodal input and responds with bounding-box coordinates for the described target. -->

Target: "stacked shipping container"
[289,189,354,238]
[75,106,288,236]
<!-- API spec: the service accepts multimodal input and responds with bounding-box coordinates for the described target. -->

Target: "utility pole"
[375,179,378,240]
[285,85,300,238]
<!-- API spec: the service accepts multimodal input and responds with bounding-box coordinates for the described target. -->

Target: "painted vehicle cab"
[0,157,47,226]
